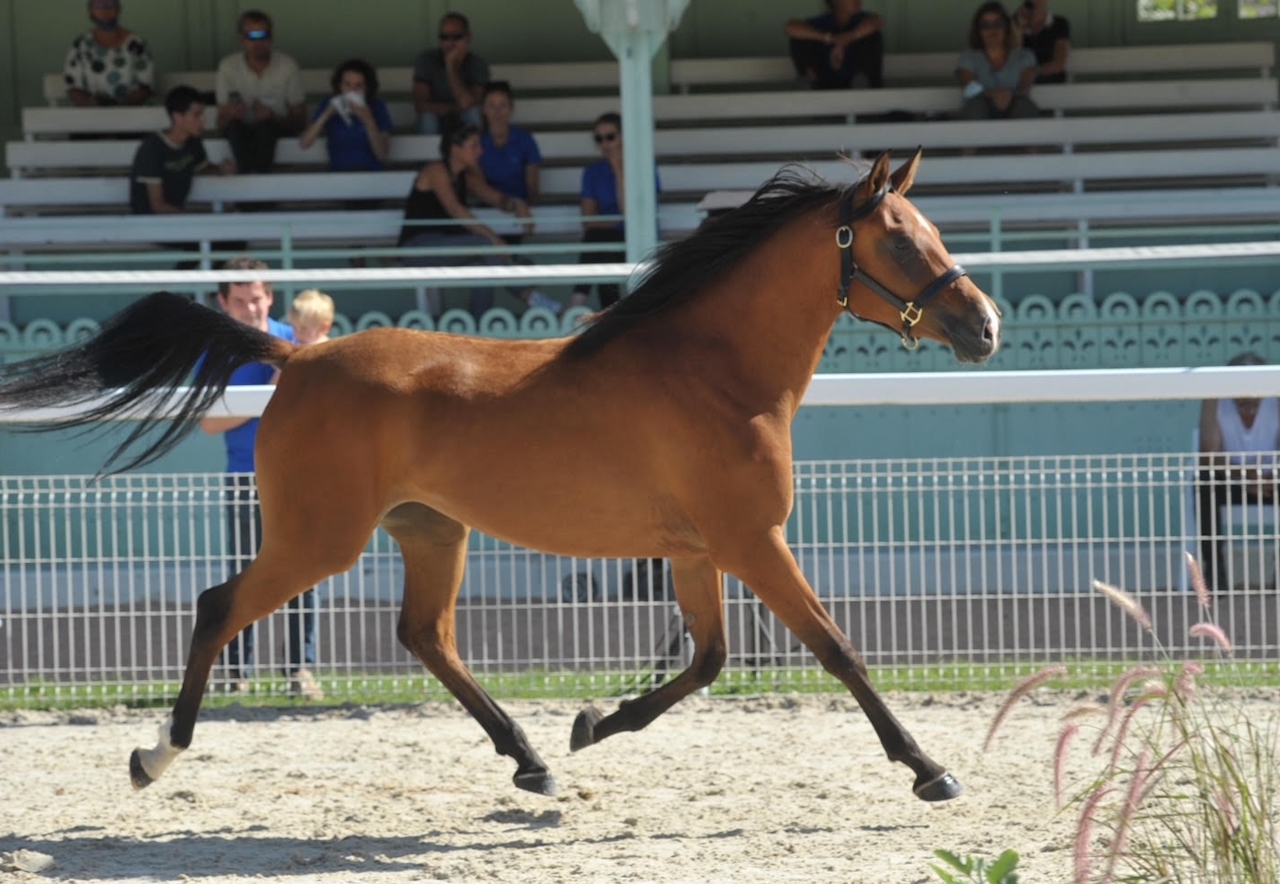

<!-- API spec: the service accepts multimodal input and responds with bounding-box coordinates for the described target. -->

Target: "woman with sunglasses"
[398,122,534,320]
[569,113,661,310]
[956,2,1039,120]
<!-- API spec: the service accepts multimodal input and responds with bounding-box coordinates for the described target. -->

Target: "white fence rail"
[2,453,1275,704]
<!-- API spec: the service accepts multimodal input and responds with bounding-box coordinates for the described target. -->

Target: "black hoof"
[514,769,559,796]
[570,705,604,752]
[914,771,964,802]
[129,749,154,790]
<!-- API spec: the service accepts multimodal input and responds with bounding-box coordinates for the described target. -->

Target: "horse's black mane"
[562,163,869,359]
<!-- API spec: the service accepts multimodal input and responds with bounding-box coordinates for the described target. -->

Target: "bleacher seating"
[7,40,1279,261]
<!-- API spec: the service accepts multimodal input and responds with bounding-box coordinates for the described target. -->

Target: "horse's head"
[837,150,1000,364]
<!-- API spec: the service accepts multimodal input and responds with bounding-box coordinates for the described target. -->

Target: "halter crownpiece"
[834,180,969,350]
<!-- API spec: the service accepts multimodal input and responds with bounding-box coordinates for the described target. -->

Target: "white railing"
[1,454,1275,704]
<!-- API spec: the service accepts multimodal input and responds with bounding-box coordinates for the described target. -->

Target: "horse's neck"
[668,221,839,418]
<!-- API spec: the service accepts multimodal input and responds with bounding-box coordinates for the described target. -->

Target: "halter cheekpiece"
[834,180,968,350]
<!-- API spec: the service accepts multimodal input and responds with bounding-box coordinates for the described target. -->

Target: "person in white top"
[1197,351,1280,593]
[214,9,305,174]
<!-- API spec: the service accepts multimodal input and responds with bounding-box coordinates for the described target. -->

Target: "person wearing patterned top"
[63,0,153,106]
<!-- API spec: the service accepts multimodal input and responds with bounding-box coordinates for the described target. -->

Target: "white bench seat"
[40,42,1275,105]
[22,79,1278,142]
[669,41,1276,91]
[4,143,1279,222]
[13,111,1280,178]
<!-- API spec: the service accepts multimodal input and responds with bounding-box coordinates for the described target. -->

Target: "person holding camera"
[299,58,393,172]
[1015,0,1070,84]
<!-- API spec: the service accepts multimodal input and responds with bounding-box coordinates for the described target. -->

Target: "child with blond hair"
[288,289,335,346]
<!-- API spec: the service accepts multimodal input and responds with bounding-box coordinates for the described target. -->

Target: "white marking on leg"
[135,715,183,781]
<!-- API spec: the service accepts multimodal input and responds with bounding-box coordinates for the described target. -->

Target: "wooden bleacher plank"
[41,61,623,106]
[24,78,1278,140]
[43,43,1273,105]
[668,41,1276,91]
[11,112,1280,179]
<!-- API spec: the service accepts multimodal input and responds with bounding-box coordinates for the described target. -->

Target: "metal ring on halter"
[835,226,853,249]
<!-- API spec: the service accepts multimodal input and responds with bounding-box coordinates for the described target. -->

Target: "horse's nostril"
[982,317,998,345]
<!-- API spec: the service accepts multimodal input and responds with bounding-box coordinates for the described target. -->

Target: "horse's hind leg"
[381,502,556,796]
[571,554,726,750]
[722,528,962,802]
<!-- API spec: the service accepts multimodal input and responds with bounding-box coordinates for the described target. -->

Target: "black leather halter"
[834,181,969,350]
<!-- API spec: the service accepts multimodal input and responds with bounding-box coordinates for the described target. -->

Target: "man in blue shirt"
[200,256,323,699]
[784,0,885,90]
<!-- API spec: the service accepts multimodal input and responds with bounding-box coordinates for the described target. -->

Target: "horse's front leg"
[721,527,962,802]
[571,555,726,750]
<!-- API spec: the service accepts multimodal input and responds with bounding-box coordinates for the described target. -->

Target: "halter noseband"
[834,181,969,350]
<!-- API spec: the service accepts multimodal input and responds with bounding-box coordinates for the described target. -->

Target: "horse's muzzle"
[950,314,1001,364]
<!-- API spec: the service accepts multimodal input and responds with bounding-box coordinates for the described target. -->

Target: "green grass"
[5,658,1279,712]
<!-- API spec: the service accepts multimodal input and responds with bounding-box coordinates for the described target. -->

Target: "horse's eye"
[892,236,913,254]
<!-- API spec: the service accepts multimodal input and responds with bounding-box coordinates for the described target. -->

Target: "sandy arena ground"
[1,691,1101,883]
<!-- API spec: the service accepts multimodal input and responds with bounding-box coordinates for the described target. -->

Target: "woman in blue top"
[956,3,1039,120]
[299,58,394,171]
[571,112,633,310]
[479,81,542,218]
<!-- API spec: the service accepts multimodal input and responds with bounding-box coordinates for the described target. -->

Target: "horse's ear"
[890,147,923,196]
[867,150,892,195]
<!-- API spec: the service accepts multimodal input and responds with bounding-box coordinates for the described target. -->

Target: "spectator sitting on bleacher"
[784,0,884,90]
[956,2,1039,120]
[398,122,535,320]
[569,113,660,311]
[1014,0,1071,84]
[129,85,234,216]
[215,9,305,175]
[412,11,489,135]
[63,0,153,106]
[479,82,541,212]
[298,59,393,171]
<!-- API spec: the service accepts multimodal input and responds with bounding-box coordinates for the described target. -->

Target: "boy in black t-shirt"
[129,85,232,214]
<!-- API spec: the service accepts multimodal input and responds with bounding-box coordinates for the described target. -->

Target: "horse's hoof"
[514,769,559,796]
[570,706,604,752]
[914,771,964,802]
[129,749,154,790]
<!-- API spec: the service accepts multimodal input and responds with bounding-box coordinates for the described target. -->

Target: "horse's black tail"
[0,291,297,474]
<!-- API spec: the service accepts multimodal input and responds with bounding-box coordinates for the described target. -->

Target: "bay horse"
[0,150,999,803]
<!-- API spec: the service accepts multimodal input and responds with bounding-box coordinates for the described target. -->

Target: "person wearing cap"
[215,9,305,174]
[1014,0,1071,85]
[130,85,235,216]
[784,0,884,90]
[63,0,154,106]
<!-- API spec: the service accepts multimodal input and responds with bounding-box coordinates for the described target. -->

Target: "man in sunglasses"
[412,11,490,135]
[214,9,305,175]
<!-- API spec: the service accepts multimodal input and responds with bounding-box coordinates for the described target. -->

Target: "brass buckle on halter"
[835,226,853,249]
[900,302,923,350]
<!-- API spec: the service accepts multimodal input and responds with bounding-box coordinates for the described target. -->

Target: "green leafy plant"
[930,848,1020,883]
[986,554,1280,884]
